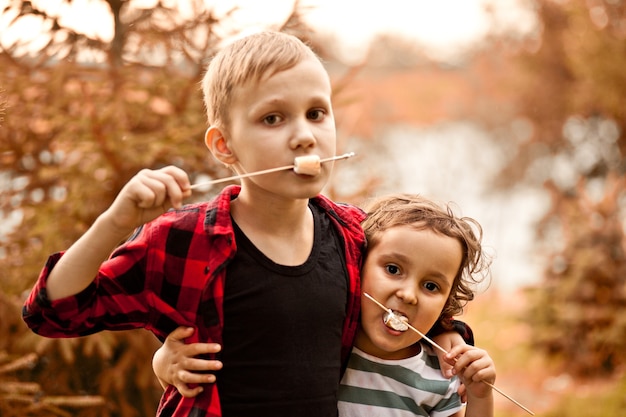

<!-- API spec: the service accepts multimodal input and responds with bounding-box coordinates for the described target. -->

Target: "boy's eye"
[307,109,325,121]
[263,114,282,125]
[385,264,401,275]
[423,282,440,292]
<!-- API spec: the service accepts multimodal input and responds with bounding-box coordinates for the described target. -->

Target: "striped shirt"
[338,345,464,417]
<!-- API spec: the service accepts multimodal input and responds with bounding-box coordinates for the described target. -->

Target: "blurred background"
[1,0,625,415]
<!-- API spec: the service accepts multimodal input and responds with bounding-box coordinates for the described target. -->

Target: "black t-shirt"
[218,203,348,417]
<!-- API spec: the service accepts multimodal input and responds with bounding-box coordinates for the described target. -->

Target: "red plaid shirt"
[23,185,367,417]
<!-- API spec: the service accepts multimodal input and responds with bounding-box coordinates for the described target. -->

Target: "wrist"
[95,210,136,242]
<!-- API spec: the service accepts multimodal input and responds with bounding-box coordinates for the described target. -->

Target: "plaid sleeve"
[156,385,222,417]
[22,220,193,339]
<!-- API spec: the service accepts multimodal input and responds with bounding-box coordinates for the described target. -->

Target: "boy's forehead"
[262,55,329,82]
[235,56,332,96]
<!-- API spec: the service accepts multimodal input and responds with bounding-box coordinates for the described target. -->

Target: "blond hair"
[201,31,322,129]
[361,194,491,323]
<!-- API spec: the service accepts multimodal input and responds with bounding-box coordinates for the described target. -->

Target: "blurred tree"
[492,0,626,376]
[0,1,335,415]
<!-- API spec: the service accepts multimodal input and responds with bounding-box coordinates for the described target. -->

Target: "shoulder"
[312,194,366,226]
[421,343,444,369]
[153,201,211,231]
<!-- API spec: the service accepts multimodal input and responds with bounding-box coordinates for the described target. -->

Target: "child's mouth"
[383,310,409,332]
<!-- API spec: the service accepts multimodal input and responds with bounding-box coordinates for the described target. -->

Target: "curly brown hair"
[361,194,492,326]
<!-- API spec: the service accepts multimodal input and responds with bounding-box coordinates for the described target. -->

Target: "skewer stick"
[363,292,535,416]
[190,152,356,190]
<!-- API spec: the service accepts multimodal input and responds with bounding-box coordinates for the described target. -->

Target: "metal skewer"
[190,152,356,190]
[363,292,535,416]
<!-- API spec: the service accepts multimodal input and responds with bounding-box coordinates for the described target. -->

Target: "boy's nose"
[289,120,316,149]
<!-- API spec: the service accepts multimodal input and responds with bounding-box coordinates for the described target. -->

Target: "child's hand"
[152,326,223,398]
[432,331,466,379]
[444,344,496,400]
[103,166,191,235]
[433,331,469,402]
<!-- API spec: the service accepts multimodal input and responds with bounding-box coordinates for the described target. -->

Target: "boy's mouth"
[383,310,409,332]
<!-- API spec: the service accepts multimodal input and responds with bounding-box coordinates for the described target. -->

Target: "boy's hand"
[444,344,496,400]
[103,166,191,235]
[152,326,223,398]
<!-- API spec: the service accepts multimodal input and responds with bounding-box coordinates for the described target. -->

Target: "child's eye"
[307,109,325,121]
[385,264,401,275]
[423,282,440,293]
[263,114,283,125]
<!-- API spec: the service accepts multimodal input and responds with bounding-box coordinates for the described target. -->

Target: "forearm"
[46,213,132,300]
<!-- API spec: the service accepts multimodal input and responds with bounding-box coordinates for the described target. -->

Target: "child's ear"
[205,126,237,165]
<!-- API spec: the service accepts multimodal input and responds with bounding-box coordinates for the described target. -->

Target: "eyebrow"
[248,95,331,116]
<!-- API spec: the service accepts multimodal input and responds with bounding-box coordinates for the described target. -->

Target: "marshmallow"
[383,311,409,332]
[293,155,321,176]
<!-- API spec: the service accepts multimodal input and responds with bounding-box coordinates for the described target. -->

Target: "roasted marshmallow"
[383,310,409,332]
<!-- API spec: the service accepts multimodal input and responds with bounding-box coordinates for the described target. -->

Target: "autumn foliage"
[501,0,626,376]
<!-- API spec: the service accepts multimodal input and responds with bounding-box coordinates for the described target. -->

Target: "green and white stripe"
[338,345,464,417]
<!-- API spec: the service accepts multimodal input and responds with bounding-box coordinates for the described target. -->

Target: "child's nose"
[396,286,418,305]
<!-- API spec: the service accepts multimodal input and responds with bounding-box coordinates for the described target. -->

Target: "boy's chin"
[290,181,328,198]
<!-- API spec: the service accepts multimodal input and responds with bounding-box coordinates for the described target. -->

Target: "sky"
[223,0,536,61]
[1,0,536,62]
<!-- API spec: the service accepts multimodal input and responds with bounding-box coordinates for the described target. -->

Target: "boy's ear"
[205,126,237,165]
